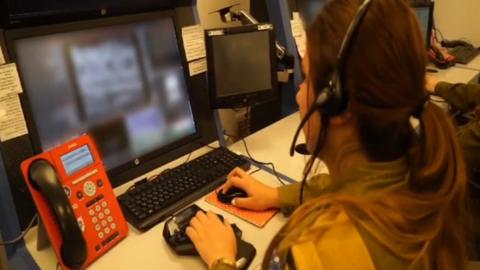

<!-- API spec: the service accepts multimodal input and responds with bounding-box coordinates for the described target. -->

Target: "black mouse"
[217,187,248,204]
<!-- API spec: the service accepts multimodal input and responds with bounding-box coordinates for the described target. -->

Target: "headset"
[290,0,373,157]
[289,0,373,203]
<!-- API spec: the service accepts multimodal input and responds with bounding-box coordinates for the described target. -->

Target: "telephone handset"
[29,159,87,268]
[21,135,128,269]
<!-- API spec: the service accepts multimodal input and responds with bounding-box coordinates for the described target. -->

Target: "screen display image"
[414,6,431,46]
[14,17,197,170]
[210,31,272,98]
[61,145,95,176]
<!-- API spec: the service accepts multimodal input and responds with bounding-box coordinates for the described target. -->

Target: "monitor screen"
[212,31,272,97]
[13,15,197,171]
[206,25,278,108]
[414,6,432,46]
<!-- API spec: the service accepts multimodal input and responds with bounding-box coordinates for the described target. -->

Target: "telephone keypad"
[87,196,118,242]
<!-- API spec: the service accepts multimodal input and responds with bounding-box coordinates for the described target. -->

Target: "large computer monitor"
[5,11,203,187]
[1,0,176,26]
[413,2,434,47]
[205,24,279,108]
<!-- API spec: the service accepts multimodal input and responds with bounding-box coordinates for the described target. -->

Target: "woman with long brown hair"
[185,0,469,269]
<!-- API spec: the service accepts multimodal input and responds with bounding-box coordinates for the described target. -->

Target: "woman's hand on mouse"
[186,211,237,268]
[223,167,280,211]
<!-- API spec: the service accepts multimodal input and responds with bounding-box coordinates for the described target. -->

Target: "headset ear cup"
[315,80,344,115]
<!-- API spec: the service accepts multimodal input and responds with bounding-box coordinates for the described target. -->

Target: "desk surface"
[458,55,480,72]
[23,112,309,270]
[429,64,479,84]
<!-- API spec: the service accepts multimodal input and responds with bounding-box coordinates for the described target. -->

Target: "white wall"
[434,0,480,46]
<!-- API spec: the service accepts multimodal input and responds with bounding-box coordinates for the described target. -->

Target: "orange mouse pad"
[205,186,278,228]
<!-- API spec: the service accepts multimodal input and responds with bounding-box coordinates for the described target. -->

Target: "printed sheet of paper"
[291,12,306,58]
[182,25,206,62]
[0,63,23,96]
[188,58,207,76]
[0,94,28,141]
[0,46,5,65]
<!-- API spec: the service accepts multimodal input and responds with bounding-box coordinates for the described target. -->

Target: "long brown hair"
[264,0,468,269]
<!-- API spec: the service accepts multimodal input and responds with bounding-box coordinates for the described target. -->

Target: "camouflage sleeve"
[277,174,332,216]
[435,82,480,113]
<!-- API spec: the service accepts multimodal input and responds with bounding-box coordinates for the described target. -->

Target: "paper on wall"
[291,12,306,58]
[0,46,5,65]
[0,94,28,142]
[0,63,23,97]
[189,58,207,76]
[182,25,206,62]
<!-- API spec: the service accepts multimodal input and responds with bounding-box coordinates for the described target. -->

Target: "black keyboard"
[450,46,480,64]
[118,147,250,231]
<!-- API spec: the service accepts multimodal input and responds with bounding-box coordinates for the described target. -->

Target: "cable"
[182,152,193,165]
[0,214,38,246]
[248,167,262,176]
[224,133,286,185]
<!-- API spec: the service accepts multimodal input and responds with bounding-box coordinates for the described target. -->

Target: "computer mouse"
[217,187,248,204]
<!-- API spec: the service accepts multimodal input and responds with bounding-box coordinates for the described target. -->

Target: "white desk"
[23,113,306,270]
[458,55,480,72]
[228,112,327,183]
[429,65,479,84]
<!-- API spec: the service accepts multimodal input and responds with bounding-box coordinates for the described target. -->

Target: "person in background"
[425,75,480,171]
[186,0,469,269]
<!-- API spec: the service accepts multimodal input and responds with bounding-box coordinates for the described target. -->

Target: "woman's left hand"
[186,211,237,268]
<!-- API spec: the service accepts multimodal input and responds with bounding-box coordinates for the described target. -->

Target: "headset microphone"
[289,91,330,156]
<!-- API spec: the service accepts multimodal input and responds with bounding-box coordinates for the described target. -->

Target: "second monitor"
[206,24,279,109]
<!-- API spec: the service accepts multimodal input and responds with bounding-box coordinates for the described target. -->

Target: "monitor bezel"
[205,24,279,109]
[412,1,434,48]
[4,10,205,187]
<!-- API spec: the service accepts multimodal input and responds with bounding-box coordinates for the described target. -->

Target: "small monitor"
[7,11,199,186]
[413,2,434,47]
[206,24,279,108]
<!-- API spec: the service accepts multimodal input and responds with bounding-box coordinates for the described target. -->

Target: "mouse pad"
[205,186,278,228]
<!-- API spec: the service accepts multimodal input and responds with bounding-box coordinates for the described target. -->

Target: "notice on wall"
[189,58,207,76]
[291,12,306,59]
[0,63,23,97]
[0,46,5,65]
[182,24,206,62]
[0,94,28,142]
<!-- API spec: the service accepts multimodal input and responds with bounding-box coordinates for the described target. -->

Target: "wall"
[434,0,480,46]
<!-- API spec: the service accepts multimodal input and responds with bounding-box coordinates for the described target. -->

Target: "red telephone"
[20,134,128,269]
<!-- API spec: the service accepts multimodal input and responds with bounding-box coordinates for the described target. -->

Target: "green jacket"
[435,82,480,170]
[214,157,422,270]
